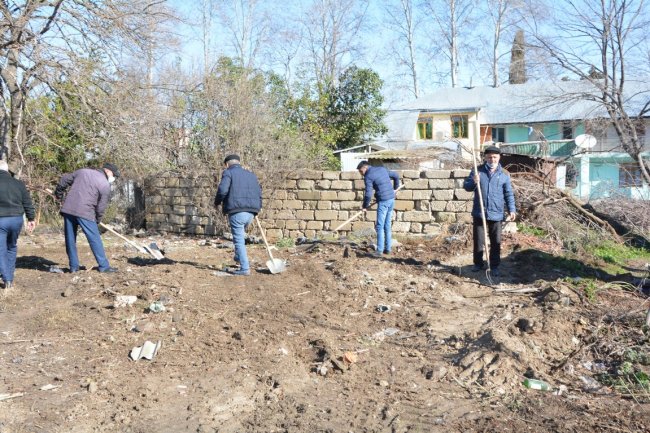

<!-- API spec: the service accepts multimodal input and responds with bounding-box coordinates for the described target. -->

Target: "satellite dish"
[574,134,597,149]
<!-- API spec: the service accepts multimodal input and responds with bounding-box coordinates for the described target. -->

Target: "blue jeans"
[376,199,395,253]
[228,212,254,272]
[0,216,24,283]
[63,213,111,272]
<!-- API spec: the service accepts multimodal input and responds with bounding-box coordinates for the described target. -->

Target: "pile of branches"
[511,171,622,251]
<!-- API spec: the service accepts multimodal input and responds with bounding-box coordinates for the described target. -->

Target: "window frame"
[451,115,469,139]
[416,114,433,140]
[619,163,643,187]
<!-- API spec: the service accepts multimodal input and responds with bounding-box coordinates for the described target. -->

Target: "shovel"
[100,223,164,260]
[254,216,286,274]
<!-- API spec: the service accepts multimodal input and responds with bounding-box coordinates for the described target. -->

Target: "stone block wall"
[144,169,474,239]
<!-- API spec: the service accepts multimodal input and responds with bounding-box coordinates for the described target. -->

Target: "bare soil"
[1,228,649,433]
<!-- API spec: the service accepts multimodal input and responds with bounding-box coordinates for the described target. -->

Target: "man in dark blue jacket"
[357,161,400,257]
[215,154,262,276]
[463,145,516,277]
[0,160,36,290]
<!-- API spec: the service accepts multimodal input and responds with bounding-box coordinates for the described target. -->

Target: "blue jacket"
[214,164,262,215]
[362,166,400,208]
[463,163,516,221]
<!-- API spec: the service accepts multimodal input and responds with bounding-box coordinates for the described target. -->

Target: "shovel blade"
[266,258,286,274]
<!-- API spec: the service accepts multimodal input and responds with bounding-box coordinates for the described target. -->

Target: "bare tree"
[523,0,650,184]
[479,0,523,87]
[382,0,421,98]
[298,0,369,87]
[424,0,474,87]
[0,1,177,171]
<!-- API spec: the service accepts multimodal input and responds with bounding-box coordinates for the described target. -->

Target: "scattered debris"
[0,392,24,401]
[40,384,61,391]
[343,351,358,364]
[114,295,137,308]
[148,301,166,313]
[376,304,391,313]
[129,340,161,361]
[49,265,64,274]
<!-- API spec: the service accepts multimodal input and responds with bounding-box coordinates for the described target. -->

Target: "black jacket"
[214,164,262,215]
[0,170,36,220]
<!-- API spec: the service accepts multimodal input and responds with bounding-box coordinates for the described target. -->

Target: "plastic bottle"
[522,378,551,391]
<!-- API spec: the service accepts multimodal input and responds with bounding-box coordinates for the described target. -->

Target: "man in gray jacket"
[55,163,120,273]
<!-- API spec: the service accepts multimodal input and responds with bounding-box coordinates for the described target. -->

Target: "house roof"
[382,79,650,142]
[365,146,460,161]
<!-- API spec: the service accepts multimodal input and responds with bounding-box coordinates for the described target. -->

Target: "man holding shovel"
[55,163,120,273]
[214,154,262,276]
[463,145,516,277]
[357,161,400,257]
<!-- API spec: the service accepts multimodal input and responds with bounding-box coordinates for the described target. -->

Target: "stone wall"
[144,169,474,239]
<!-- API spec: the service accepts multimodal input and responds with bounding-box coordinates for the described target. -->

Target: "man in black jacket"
[214,155,262,276]
[0,160,36,290]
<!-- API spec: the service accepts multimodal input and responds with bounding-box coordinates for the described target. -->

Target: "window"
[451,115,468,138]
[565,164,578,188]
[619,163,643,187]
[562,122,573,139]
[492,127,505,143]
[417,115,433,139]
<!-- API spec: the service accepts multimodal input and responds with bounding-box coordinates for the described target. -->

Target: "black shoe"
[471,263,485,272]
[229,268,250,276]
[70,266,87,273]
[383,251,391,255]
[2,281,12,289]
[491,268,500,277]
[99,267,118,273]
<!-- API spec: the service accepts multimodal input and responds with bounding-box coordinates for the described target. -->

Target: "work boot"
[471,263,485,272]
[490,267,500,277]
[371,251,383,258]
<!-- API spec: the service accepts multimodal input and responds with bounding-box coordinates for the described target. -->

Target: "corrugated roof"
[365,146,460,160]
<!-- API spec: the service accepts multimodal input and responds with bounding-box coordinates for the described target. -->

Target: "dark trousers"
[62,213,110,272]
[473,217,502,269]
[0,216,24,283]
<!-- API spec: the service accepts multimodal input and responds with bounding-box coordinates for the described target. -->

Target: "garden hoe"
[255,216,287,274]
[100,223,164,260]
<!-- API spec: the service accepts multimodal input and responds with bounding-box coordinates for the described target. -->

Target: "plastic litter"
[49,265,64,274]
[376,304,391,313]
[522,378,551,391]
[148,301,166,313]
[114,295,137,308]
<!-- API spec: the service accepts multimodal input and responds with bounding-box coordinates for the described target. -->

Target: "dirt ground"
[1,227,649,433]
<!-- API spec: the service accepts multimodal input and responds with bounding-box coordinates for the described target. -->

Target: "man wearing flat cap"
[55,162,120,273]
[214,154,262,276]
[463,145,516,277]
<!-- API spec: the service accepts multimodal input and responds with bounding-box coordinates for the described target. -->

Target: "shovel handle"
[255,216,275,261]
[99,223,146,253]
[333,183,406,232]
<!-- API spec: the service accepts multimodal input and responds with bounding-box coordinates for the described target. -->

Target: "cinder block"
[341,172,362,180]
[413,190,432,200]
[322,171,340,180]
[306,220,324,230]
[433,212,457,223]
[317,201,332,210]
[296,210,314,220]
[430,201,447,211]
[338,191,356,201]
[453,169,471,178]
[316,180,332,189]
[320,191,338,200]
[315,210,338,220]
[297,179,315,189]
[297,191,320,200]
[400,170,421,179]
[392,222,411,232]
[395,190,413,200]
[454,189,474,200]
[284,200,303,209]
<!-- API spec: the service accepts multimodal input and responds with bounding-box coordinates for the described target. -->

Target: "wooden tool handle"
[99,223,145,252]
[333,183,406,232]
[255,216,275,261]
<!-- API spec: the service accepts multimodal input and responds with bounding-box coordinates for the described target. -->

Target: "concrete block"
[403,211,432,222]
[166,178,180,187]
[430,201,447,211]
[433,190,454,200]
[269,199,284,209]
[353,180,365,189]
[317,201,332,210]
[395,190,413,200]
[351,221,374,231]
[297,179,315,189]
[285,220,301,230]
[338,191,356,201]
[316,179,332,189]
[320,191,338,200]
[454,189,474,200]
[306,220,324,230]
[296,210,314,220]
[315,210,338,220]
[322,171,340,180]
[445,201,467,212]
[266,229,283,240]
[304,229,316,238]
[423,170,451,179]
[400,170,421,179]
[331,180,353,190]
[433,212,457,223]
[413,190,432,200]
[284,200,303,209]
[393,200,415,211]
[283,179,297,188]
[392,222,411,232]
[453,169,471,178]
[341,171,362,180]
[404,179,429,189]
[410,222,423,233]
[340,201,360,210]
[297,191,320,200]
[429,179,456,189]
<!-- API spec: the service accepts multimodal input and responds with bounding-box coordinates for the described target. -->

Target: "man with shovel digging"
[463,145,516,277]
[357,161,400,257]
[214,154,262,276]
[55,163,120,273]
